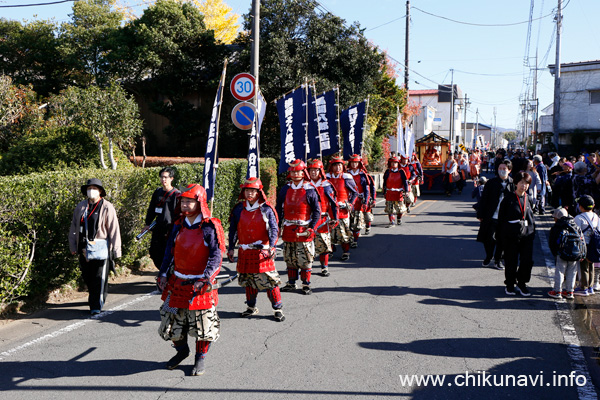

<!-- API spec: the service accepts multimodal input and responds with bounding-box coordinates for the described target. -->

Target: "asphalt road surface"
[1,190,599,399]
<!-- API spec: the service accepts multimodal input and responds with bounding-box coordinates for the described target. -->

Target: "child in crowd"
[548,208,584,300]
[471,176,487,211]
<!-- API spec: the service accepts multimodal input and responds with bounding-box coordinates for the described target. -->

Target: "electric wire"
[0,0,73,7]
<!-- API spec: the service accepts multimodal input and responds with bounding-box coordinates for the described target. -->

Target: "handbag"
[86,239,108,261]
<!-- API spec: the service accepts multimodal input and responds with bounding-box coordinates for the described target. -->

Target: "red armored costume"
[383,156,409,226]
[348,154,373,246]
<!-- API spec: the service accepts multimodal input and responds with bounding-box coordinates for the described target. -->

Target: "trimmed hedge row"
[0,158,278,305]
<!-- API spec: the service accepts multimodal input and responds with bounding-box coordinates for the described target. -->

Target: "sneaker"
[166,348,190,370]
[563,291,575,300]
[350,242,358,249]
[482,259,492,268]
[302,285,312,295]
[341,253,350,261]
[547,290,563,299]
[573,287,589,297]
[273,309,285,322]
[516,283,531,297]
[588,287,595,295]
[321,267,330,277]
[365,228,371,235]
[387,222,396,228]
[191,356,205,376]
[492,260,504,270]
[241,307,259,317]
[90,309,101,316]
[407,207,411,214]
[280,282,298,292]
[505,285,516,295]
[397,219,403,226]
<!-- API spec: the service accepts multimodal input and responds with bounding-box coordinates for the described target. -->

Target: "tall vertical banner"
[341,100,366,159]
[396,107,406,157]
[315,89,340,156]
[277,87,307,173]
[203,60,227,203]
[405,125,415,156]
[306,85,321,160]
[246,90,267,179]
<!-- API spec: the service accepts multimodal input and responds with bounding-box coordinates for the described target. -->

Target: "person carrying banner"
[326,155,359,260]
[409,152,423,209]
[141,167,180,269]
[157,184,225,376]
[347,154,372,248]
[276,160,321,294]
[398,155,416,214]
[228,178,284,321]
[383,156,410,227]
[307,159,339,277]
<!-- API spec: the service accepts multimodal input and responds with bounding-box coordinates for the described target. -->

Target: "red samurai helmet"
[287,159,310,181]
[327,154,346,173]
[387,155,400,168]
[307,158,327,180]
[178,183,211,219]
[238,177,269,203]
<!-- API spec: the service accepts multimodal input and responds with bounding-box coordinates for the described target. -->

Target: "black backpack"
[581,213,600,263]
[557,221,587,261]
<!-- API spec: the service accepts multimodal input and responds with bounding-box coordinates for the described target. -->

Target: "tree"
[58,0,124,87]
[503,131,518,142]
[0,19,65,96]
[49,82,143,169]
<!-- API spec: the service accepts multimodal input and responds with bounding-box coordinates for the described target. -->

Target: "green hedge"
[0,158,278,305]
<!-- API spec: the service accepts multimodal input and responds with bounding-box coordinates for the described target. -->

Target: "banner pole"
[336,85,341,155]
[210,58,228,215]
[304,78,309,161]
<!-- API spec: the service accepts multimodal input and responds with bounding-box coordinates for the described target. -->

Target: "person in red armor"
[276,160,321,295]
[326,155,359,260]
[409,152,423,210]
[398,155,416,214]
[347,154,372,248]
[307,159,339,277]
[228,177,284,321]
[157,184,226,376]
[383,156,410,227]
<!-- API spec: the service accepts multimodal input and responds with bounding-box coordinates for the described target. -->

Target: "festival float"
[415,132,450,193]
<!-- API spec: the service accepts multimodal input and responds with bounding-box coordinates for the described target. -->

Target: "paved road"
[1,190,599,399]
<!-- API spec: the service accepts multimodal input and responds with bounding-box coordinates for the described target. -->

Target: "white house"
[542,60,600,149]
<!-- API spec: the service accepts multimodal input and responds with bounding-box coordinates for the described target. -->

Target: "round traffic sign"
[230,73,256,102]
[231,102,256,130]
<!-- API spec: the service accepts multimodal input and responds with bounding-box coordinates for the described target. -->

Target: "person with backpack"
[548,208,586,300]
[573,195,600,296]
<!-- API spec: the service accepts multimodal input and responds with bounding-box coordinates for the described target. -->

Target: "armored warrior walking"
[157,184,226,376]
[276,160,321,295]
[347,154,372,247]
[228,178,284,321]
[383,156,410,227]
[307,159,339,277]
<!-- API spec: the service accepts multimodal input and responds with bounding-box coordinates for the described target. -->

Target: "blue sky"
[2,0,599,130]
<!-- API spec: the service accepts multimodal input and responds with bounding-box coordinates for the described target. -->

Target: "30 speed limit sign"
[230,73,256,102]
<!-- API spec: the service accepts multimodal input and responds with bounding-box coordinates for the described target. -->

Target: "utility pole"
[552,0,562,149]
[250,0,260,85]
[450,68,454,150]
[404,1,410,91]
[463,94,469,148]
[532,50,539,146]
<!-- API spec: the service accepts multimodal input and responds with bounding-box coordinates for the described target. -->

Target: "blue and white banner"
[341,100,366,159]
[277,87,306,173]
[315,89,339,157]
[246,90,267,179]
[307,86,321,160]
[203,61,227,202]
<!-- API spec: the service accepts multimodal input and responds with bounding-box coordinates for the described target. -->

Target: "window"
[591,90,600,104]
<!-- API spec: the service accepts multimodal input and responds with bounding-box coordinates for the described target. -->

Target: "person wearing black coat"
[498,171,536,296]
[476,159,515,269]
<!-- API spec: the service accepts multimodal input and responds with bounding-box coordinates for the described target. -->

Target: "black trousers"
[149,228,170,269]
[480,218,503,262]
[503,234,535,286]
[79,255,110,311]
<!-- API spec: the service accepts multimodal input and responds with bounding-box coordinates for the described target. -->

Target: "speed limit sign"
[230,73,256,102]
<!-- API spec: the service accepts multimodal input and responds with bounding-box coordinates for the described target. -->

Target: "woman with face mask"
[68,178,122,315]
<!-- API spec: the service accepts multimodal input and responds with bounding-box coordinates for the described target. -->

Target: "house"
[541,60,600,151]
[409,85,464,150]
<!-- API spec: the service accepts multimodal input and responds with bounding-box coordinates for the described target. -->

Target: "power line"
[412,6,554,27]
[0,0,73,7]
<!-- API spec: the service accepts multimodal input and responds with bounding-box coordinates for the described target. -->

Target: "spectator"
[477,159,515,270]
[547,208,582,300]
[572,161,600,211]
[525,160,540,211]
[472,176,487,211]
[533,155,549,215]
[573,195,599,296]
[68,178,121,315]
[498,171,536,296]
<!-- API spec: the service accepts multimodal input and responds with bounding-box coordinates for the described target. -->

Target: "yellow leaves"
[115,0,240,44]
